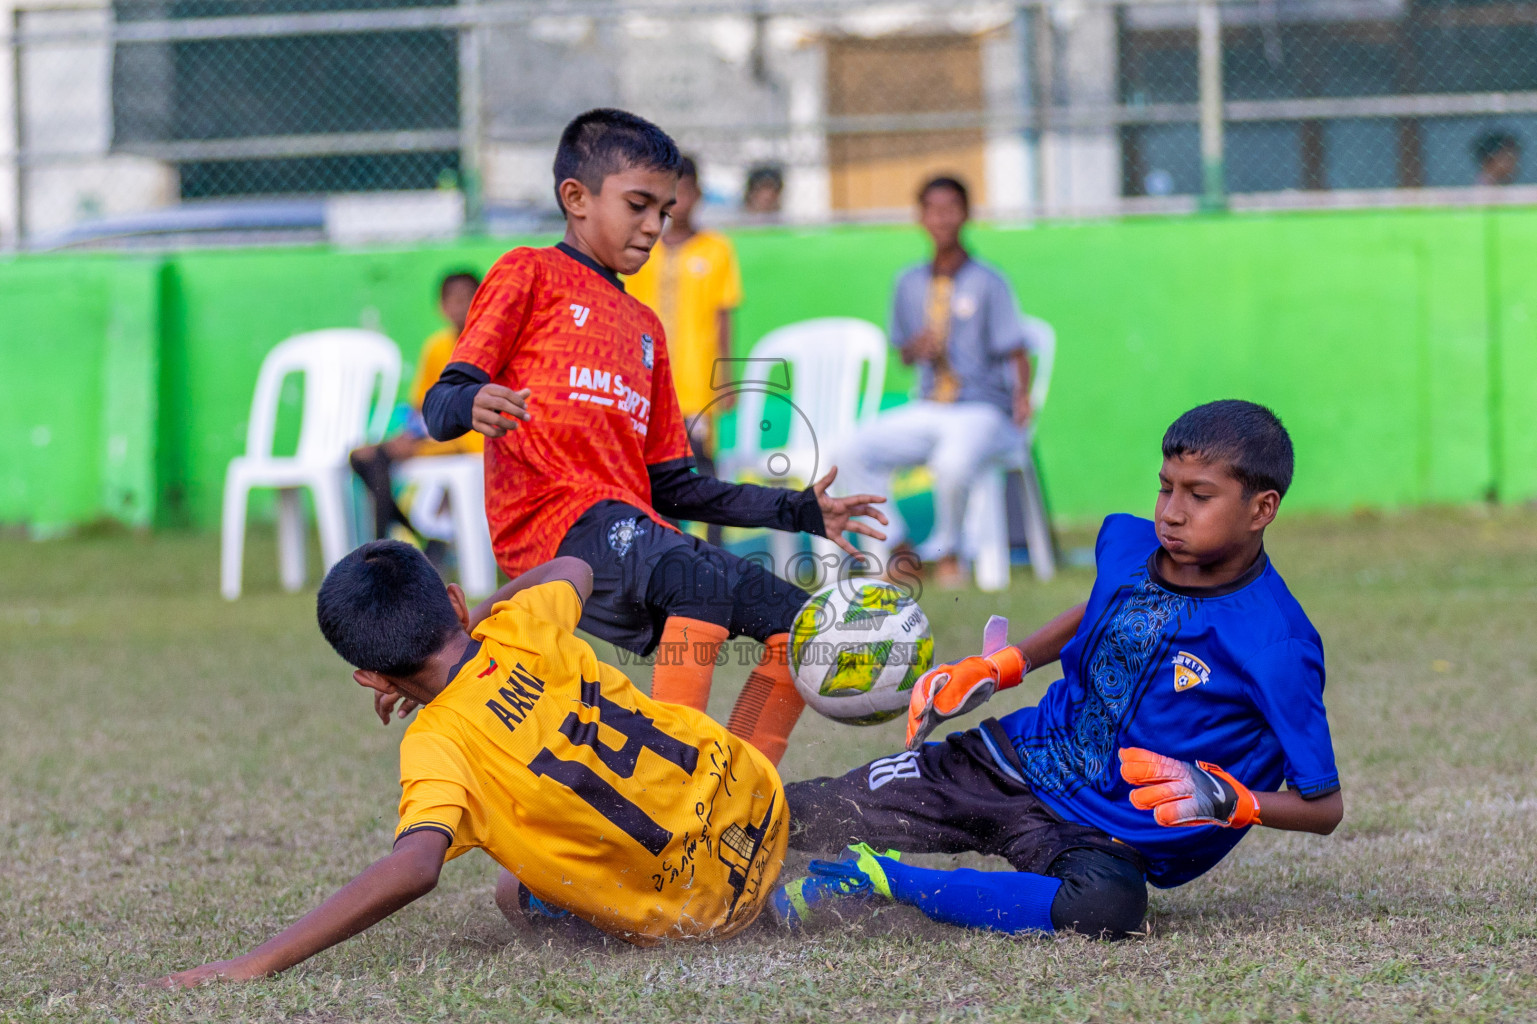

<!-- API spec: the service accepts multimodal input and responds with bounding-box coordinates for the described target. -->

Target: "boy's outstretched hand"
[1119,747,1262,828]
[812,467,888,560]
[472,384,532,437]
[155,957,267,989]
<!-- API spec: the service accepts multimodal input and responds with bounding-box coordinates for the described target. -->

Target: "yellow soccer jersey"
[395,580,786,944]
[625,231,742,417]
[409,327,483,456]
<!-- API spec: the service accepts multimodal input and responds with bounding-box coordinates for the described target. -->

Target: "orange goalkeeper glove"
[906,616,1027,750]
[1118,747,1262,828]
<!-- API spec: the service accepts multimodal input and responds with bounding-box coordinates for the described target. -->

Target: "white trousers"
[833,400,1022,562]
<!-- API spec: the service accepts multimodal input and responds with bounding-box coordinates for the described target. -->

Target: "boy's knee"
[493,869,523,925]
[1047,848,1148,939]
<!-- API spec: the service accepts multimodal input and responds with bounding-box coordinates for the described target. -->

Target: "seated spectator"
[350,270,482,544]
[1473,130,1521,186]
[833,176,1034,589]
[743,164,785,218]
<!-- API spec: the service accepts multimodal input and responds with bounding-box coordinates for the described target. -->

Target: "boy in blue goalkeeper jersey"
[775,400,1344,937]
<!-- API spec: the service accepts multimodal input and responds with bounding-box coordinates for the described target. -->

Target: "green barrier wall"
[0,255,161,533]
[3,205,1533,533]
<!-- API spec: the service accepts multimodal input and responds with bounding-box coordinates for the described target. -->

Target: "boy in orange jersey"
[625,154,740,546]
[157,543,786,987]
[421,109,887,765]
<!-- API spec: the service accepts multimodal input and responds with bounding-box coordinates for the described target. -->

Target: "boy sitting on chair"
[776,401,1343,937]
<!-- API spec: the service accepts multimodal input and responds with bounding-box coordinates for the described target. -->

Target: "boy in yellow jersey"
[350,271,484,541]
[157,543,787,987]
[625,154,742,547]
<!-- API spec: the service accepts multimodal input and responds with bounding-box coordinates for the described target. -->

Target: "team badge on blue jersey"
[1172,651,1210,692]
[641,333,654,369]
[607,516,646,558]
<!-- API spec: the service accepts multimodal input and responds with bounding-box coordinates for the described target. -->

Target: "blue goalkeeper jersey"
[980,514,1339,888]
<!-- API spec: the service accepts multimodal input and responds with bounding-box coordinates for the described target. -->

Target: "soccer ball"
[788,580,934,725]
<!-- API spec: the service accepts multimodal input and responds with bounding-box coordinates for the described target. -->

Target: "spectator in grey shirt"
[833,176,1035,588]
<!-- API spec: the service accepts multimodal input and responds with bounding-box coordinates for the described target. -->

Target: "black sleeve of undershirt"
[647,458,827,535]
[422,361,490,441]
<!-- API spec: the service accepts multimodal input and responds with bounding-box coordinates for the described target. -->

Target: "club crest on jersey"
[640,333,654,369]
[1172,651,1211,692]
[608,516,646,558]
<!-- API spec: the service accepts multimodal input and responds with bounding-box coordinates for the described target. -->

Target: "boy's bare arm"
[1254,788,1343,835]
[467,556,594,630]
[1121,749,1344,835]
[374,558,596,725]
[1007,602,1086,688]
[154,830,449,988]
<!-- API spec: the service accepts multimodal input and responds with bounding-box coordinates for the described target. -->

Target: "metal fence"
[7,0,1537,249]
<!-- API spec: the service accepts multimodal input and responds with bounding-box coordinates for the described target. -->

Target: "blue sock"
[876,857,1061,934]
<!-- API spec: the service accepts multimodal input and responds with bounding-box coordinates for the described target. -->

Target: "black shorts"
[785,729,1141,876]
[555,500,810,655]
[785,730,1148,936]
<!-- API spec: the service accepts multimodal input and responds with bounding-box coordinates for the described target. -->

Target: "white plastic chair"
[395,454,497,598]
[965,315,1057,591]
[220,329,401,600]
[721,317,887,572]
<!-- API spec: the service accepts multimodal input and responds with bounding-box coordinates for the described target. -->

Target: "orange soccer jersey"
[448,246,691,577]
[395,581,787,943]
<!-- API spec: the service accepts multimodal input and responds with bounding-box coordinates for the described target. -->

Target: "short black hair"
[1162,400,1294,498]
[745,164,783,192]
[678,154,698,182]
[552,108,682,213]
[919,175,970,214]
[316,540,462,676]
[439,270,479,300]
[1473,129,1520,164]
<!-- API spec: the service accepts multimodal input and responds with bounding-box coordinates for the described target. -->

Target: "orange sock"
[726,633,805,766]
[649,616,729,712]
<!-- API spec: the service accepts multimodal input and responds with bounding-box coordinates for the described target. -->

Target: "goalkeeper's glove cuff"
[1197,760,1263,829]
[985,646,1029,690]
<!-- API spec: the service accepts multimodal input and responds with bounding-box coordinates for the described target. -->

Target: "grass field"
[3,509,1537,1023]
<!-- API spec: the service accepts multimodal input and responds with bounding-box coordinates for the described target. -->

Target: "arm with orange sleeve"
[906,602,1086,749]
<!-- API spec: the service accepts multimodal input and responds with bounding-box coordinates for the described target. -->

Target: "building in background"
[5,0,1537,248]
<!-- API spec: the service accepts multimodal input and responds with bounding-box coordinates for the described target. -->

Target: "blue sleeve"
[1241,639,1340,799]
[984,271,1029,357]
[1094,514,1156,568]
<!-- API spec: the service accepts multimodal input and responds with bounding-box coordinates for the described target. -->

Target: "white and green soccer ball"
[788,580,934,725]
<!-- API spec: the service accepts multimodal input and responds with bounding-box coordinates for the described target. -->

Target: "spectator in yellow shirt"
[626,156,742,545]
[351,271,482,542]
